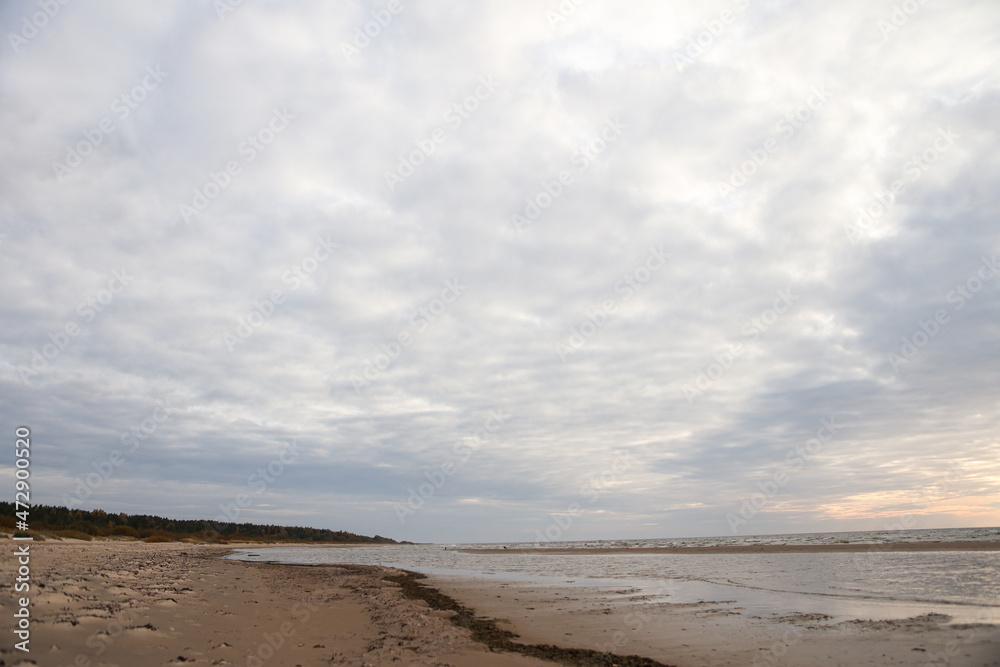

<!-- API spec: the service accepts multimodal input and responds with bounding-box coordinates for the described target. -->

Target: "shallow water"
[456,525,1000,549]
[227,528,1000,625]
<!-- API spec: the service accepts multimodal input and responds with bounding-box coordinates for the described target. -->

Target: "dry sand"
[0,539,550,666]
[2,538,998,666]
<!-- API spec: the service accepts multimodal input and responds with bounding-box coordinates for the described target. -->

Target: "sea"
[226,527,1000,626]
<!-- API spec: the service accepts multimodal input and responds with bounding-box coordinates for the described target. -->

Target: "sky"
[1,0,998,544]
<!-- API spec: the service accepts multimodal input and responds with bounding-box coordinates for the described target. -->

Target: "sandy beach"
[428,574,1000,667]
[1,540,552,667]
[2,539,998,666]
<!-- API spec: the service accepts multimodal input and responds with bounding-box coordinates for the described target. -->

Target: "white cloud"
[1,0,998,543]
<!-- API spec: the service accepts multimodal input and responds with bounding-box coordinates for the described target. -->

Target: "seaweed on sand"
[383,570,674,667]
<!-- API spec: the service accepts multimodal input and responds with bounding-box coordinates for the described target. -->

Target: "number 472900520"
[15,426,31,518]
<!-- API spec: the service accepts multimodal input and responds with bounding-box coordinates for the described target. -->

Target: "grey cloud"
[1,0,998,544]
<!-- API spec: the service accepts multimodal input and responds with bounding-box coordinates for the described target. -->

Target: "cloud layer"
[2,0,998,543]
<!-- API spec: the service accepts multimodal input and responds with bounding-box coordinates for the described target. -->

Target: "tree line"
[0,502,402,544]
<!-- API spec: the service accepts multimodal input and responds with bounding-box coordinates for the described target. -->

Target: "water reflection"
[228,544,999,625]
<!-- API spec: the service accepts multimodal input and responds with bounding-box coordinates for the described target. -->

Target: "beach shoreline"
[452,540,1000,555]
[3,539,999,666]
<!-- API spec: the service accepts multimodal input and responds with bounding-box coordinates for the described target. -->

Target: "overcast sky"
[1,0,998,544]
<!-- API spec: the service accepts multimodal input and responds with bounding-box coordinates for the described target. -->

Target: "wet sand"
[428,574,1000,667]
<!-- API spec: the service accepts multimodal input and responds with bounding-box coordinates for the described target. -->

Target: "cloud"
[1,0,998,543]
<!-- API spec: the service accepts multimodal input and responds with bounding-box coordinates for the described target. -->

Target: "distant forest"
[0,502,401,544]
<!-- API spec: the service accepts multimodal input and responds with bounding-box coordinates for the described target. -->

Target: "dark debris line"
[382,570,675,667]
